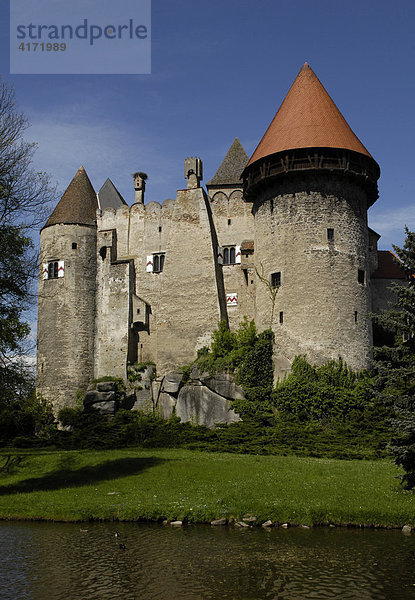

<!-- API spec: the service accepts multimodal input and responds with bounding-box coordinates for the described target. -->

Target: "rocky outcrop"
[83,382,119,415]
[154,368,242,428]
[83,381,134,416]
[82,368,243,427]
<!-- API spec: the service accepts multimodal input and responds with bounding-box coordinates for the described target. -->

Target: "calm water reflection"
[0,521,414,600]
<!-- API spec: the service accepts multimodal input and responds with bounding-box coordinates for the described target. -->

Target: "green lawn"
[0,448,413,526]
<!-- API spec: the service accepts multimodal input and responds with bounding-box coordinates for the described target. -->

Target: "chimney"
[133,171,148,204]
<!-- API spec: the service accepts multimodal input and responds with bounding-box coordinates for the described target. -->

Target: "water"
[0,521,414,600]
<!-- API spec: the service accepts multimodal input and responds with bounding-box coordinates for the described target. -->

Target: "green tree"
[0,78,56,441]
[373,227,415,489]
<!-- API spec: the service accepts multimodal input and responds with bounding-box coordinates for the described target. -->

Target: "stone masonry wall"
[253,173,373,375]
[37,224,97,412]
[209,189,256,329]
[95,187,227,376]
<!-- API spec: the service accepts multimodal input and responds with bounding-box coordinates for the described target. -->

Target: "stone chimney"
[184,157,203,189]
[133,171,148,204]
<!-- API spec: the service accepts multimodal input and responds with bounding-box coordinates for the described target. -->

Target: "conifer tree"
[373,227,415,489]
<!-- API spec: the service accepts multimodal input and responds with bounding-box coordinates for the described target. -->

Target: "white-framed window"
[220,245,241,265]
[43,260,64,280]
[146,253,165,273]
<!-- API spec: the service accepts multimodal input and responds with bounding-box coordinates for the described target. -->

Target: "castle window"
[228,218,232,226]
[271,272,281,288]
[158,226,162,233]
[43,260,64,280]
[354,311,358,322]
[279,311,284,324]
[327,228,334,242]
[222,245,241,265]
[358,269,365,285]
[153,253,165,273]
[72,242,78,250]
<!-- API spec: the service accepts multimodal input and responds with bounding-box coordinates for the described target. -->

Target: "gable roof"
[247,63,372,168]
[372,251,406,279]
[44,166,98,229]
[207,138,249,186]
[98,178,127,210]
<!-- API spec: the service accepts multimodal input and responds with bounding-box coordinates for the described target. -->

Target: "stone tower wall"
[37,224,97,412]
[252,174,373,375]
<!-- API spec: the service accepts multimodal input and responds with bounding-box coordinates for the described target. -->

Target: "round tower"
[243,63,380,374]
[37,166,98,413]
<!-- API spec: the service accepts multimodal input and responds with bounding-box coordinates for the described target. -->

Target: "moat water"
[0,521,414,600]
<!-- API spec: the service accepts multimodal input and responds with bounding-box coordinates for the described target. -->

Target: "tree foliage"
[195,318,274,419]
[373,227,415,489]
[0,78,56,440]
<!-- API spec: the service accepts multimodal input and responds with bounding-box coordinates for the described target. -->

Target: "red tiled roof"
[247,63,372,167]
[372,251,406,279]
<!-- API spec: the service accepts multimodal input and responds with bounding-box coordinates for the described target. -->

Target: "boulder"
[90,400,118,415]
[83,390,116,409]
[96,381,118,392]
[161,371,183,395]
[132,388,153,412]
[176,384,241,428]
[202,373,245,400]
[157,392,176,419]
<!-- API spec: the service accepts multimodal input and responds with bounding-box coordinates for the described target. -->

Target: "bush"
[273,356,375,422]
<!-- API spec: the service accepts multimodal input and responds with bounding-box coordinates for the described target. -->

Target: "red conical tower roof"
[44,166,98,229]
[247,63,372,167]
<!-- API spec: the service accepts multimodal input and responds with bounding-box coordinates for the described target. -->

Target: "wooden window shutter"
[146,255,153,272]
[57,261,65,278]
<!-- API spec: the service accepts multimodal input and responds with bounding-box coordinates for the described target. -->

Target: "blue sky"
[1,0,415,251]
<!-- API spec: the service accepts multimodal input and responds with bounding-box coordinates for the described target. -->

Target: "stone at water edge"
[235,521,250,528]
[170,521,183,527]
[211,518,227,526]
[261,520,273,528]
[402,525,412,534]
[242,515,257,523]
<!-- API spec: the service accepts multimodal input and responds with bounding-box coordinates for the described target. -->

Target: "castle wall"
[252,174,373,375]
[209,189,256,329]
[37,224,96,411]
[151,187,227,371]
[94,187,227,377]
[94,228,133,379]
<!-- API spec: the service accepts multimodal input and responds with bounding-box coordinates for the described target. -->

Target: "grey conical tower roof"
[44,166,98,229]
[207,138,249,186]
[98,178,127,210]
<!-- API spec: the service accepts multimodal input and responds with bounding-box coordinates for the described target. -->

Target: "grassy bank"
[0,448,413,527]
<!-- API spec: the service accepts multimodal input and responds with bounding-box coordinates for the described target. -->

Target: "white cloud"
[23,105,180,205]
[369,204,415,249]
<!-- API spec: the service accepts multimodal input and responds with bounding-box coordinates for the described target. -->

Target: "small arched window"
[223,247,229,265]
[230,247,235,264]
[152,253,165,273]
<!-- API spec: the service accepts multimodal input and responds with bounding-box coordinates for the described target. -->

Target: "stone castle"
[37,63,404,412]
